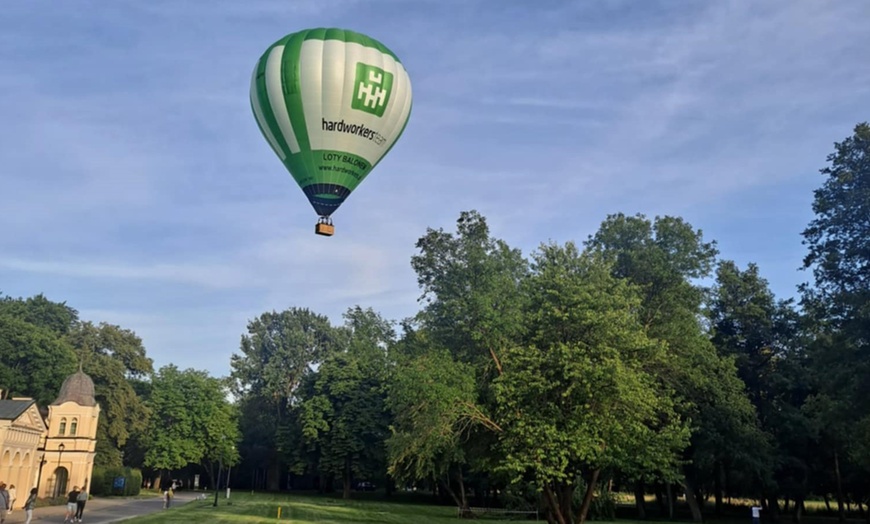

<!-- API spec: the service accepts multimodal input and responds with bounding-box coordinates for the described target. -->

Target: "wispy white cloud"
[0,257,254,290]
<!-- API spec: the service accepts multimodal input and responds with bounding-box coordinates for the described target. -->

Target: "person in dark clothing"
[23,488,37,524]
[75,488,89,521]
[64,486,80,523]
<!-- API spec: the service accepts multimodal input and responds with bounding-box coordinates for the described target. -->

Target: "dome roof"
[52,368,97,407]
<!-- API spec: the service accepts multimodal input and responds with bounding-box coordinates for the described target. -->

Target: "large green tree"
[0,315,77,405]
[144,364,240,488]
[801,122,870,326]
[411,210,529,376]
[586,213,766,521]
[495,243,688,524]
[68,321,153,467]
[387,338,486,508]
[404,210,529,504]
[800,122,870,521]
[230,307,342,490]
[0,294,79,404]
[0,293,79,336]
[297,307,395,499]
[710,261,813,519]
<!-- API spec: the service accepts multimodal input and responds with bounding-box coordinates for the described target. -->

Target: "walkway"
[4,492,198,523]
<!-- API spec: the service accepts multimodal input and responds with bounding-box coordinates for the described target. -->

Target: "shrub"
[90,466,142,497]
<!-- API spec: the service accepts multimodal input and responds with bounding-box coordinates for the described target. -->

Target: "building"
[0,368,100,498]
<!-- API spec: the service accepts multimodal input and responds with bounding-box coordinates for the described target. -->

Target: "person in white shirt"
[5,486,14,515]
[751,505,762,524]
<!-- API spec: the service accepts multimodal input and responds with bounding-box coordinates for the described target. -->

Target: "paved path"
[3,492,199,524]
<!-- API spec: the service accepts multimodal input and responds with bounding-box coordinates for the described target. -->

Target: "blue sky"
[2,0,868,378]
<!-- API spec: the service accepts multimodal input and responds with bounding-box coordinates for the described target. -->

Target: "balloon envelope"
[250,28,413,218]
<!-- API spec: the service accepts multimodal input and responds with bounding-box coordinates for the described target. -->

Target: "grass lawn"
[123,491,865,524]
[123,492,545,523]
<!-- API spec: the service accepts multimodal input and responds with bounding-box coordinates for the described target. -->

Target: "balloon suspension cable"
[315,216,335,236]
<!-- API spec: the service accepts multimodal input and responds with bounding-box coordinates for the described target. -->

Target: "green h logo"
[352,63,393,117]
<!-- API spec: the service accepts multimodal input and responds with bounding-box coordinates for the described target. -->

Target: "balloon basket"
[315,217,334,236]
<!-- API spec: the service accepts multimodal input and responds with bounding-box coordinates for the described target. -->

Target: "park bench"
[458,506,539,520]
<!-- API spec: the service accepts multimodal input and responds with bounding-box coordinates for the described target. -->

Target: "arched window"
[70,418,78,435]
[59,418,67,435]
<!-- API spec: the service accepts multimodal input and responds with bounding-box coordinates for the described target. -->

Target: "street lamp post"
[35,454,47,495]
[54,443,65,498]
[226,445,235,499]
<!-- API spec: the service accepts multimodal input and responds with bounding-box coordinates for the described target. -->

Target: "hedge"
[90,466,142,497]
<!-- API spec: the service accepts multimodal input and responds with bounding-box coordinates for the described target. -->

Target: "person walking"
[0,482,9,524]
[751,505,762,524]
[23,488,37,524]
[64,486,80,523]
[75,488,89,522]
[5,486,14,515]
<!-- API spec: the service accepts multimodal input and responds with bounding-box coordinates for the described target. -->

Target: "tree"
[800,122,870,520]
[710,261,813,518]
[387,342,486,509]
[494,243,688,524]
[404,210,528,506]
[0,315,77,405]
[586,213,765,521]
[801,122,870,326]
[68,321,153,467]
[0,294,79,404]
[230,307,341,490]
[144,365,240,488]
[0,293,79,336]
[297,307,394,499]
[411,210,529,375]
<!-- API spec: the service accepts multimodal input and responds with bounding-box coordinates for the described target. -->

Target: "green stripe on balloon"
[302,27,401,63]
[252,46,293,160]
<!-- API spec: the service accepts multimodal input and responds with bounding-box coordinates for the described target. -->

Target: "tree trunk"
[793,495,804,524]
[635,481,647,520]
[656,486,667,515]
[666,483,674,520]
[682,469,704,522]
[342,456,351,499]
[559,482,574,523]
[714,461,723,515]
[268,463,280,491]
[456,470,468,511]
[544,484,568,524]
[441,479,464,514]
[834,450,846,523]
[576,468,601,524]
[767,495,780,523]
[324,473,335,494]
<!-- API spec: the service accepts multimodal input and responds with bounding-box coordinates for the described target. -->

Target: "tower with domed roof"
[39,365,101,498]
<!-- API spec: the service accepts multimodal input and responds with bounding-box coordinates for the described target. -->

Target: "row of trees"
[1,122,867,524]
[227,123,870,524]
[0,294,239,490]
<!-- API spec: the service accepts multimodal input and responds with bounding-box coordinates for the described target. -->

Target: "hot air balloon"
[249,28,413,236]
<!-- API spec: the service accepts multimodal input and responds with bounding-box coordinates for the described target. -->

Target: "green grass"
[123,492,544,523]
[124,491,866,524]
